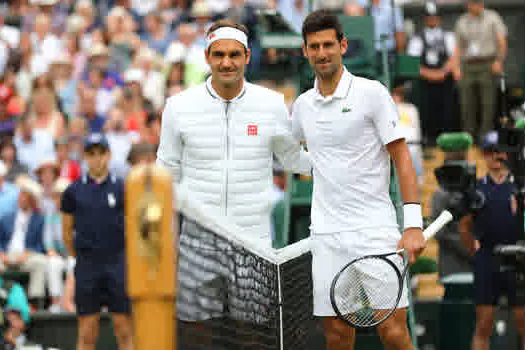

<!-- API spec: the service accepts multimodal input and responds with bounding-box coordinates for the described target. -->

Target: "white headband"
[206,27,248,50]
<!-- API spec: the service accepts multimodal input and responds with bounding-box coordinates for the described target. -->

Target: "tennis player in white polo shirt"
[292,10,426,350]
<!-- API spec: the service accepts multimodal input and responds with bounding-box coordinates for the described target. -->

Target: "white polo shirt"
[291,68,404,235]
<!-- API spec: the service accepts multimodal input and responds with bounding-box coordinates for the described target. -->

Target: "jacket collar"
[205,77,247,102]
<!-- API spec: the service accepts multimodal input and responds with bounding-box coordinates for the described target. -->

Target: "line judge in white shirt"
[292,10,426,350]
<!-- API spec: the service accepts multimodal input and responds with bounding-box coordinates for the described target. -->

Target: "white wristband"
[403,203,423,230]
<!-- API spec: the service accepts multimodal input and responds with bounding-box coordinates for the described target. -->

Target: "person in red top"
[55,137,81,182]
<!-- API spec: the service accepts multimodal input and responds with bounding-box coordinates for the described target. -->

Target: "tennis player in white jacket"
[157,20,311,328]
[157,20,311,239]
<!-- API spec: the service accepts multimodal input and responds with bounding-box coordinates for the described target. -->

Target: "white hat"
[192,1,210,18]
[67,14,86,33]
[89,43,109,57]
[0,160,7,177]
[53,178,71,194]
[35,157,60,176]
[124,68,145,84]
[108,6,127,18]
[51,52,72,66]
[166,41,187,64]
[30,0,59,5]
[15,176,43,202]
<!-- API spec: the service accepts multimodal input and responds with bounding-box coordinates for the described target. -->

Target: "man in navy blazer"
[0,176,47,308]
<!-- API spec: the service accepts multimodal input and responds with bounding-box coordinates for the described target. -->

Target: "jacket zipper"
[223,101,231,216]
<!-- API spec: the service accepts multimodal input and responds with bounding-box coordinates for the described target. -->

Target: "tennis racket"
[330,210,454,329]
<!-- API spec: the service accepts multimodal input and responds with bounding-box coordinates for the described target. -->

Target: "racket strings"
[333,256,402,327]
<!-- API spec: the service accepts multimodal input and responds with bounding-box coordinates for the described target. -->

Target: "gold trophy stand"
[125,165,177,350]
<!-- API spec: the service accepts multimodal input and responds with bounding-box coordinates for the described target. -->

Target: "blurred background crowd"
[0,0,523,348]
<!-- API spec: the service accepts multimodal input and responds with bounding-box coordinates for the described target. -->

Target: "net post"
[125,164,177,350]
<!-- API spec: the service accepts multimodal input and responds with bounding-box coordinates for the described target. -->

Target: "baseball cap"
[84,133,110,151]
[424,2,439,16]
[480,130,499,151]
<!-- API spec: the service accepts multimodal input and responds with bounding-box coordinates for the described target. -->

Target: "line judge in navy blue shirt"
[459,131,525,350]
[60,133,132,350]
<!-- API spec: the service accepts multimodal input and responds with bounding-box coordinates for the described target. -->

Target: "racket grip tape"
[423,210,453,241]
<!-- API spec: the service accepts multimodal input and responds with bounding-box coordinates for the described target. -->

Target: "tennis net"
[177,199,315,350]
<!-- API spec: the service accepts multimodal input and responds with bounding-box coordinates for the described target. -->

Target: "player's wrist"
[403,203,423,230]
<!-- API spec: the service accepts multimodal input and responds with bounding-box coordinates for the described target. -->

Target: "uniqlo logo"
[247,124,258,136]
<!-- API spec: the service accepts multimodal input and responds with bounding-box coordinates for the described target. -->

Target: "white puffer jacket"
[157,79,311,238]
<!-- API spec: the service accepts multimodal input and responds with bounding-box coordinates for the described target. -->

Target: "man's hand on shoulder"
[397,227,426,264]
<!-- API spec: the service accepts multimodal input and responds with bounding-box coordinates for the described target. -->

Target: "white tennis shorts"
[311,229,409,316]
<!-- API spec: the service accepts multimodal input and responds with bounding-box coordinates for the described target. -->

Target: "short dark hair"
[302,9,344,44]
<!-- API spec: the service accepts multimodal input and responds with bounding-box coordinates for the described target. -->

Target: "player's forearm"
[273,139,312,175]
[62,215,75,257]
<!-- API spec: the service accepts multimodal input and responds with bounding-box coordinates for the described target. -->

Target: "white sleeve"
[156,97,189,209]
[407,36,423,57]
[271,97,311,175]
[445,32,456,57]
[371,81,405,145]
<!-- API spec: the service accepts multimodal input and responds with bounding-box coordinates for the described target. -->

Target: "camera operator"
[459,130,525,350]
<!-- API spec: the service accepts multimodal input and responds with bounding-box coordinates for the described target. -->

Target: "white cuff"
[403,203,423,230]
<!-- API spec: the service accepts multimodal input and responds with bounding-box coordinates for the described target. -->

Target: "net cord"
[178,196,311,265]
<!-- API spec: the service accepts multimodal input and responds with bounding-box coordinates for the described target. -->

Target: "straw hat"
[16,176,44,203]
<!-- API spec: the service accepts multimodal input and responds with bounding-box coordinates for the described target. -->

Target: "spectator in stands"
[176,22,209,86]
[30,13,63,69]
[78,87,107,134]
[0,85,17,140]
[141,12,174,55]
[120,69,154,138]
[34,158,60,215]
[391,82,423,183]
[28,86,66,140]
[343,1,365,17]
[459,131,525,349]
[13,114,55,175]
[61,133,133,350]
[105,107,136,179]
[0,141,29,183]
[55,137,82,182]
[165,41,187,94]
[277,0,309,34]
[63,31,87,82]
[44,178,70,313]
[85,43,124,90]
[0,160,19,222]
[0,176,47,310]
[0,275,31,348]
[67,118,88,164]
[452,0,507,144]
[87,67,117,118]
[134,48,165,111]
[50,53,78,120]
[407,2,458,146]
[432,150,472,278]
[369,0,405,55]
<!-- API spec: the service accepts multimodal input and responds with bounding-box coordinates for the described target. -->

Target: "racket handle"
[423,210,454,241]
